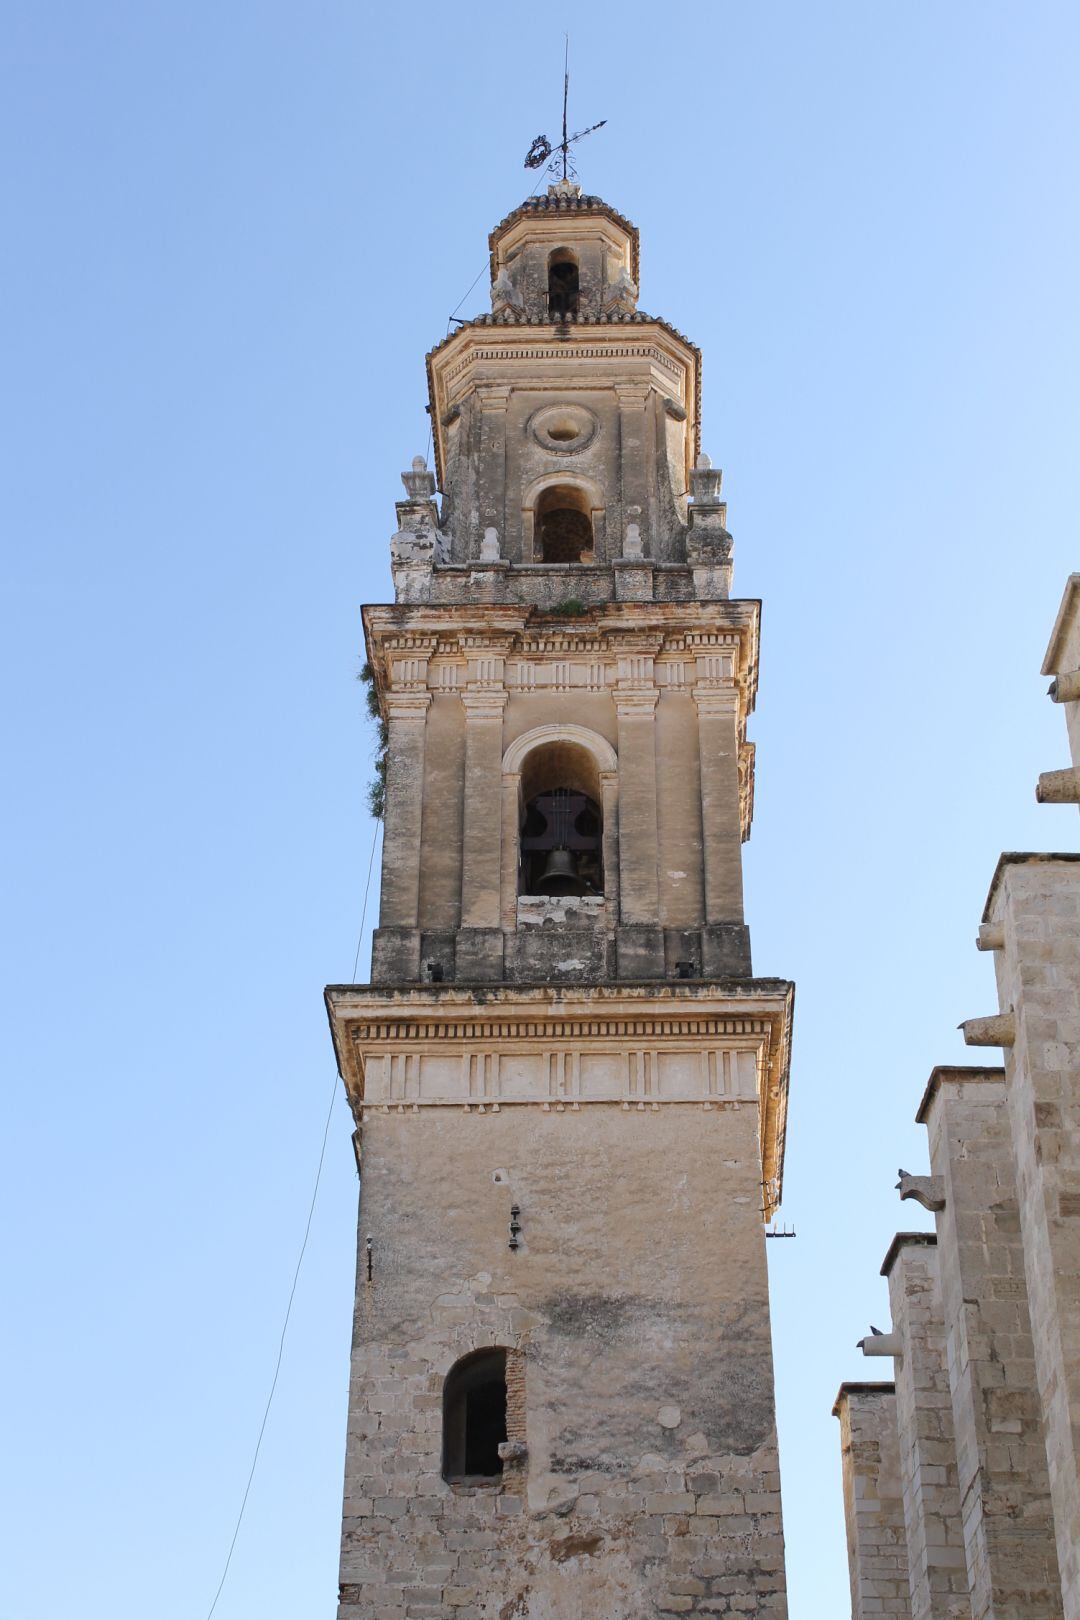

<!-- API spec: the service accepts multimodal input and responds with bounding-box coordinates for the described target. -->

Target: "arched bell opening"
[547,250,579,319]
[518,741,603,898]
[536,484,594,564]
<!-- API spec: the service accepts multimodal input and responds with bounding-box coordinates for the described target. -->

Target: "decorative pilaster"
[378,690,431,928]
[475,385,512,558]
[692,685,744,927]
[612,639,660,924]
[616,383,652,546]
[460,690,508,928]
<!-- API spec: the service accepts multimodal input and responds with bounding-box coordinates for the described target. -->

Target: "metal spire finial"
[523,38,606,187]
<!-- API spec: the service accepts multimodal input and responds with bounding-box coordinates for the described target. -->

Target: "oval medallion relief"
[529,403,599,455]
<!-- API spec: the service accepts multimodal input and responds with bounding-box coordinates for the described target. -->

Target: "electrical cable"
[203,814,381,1619]
[424,170,549,467]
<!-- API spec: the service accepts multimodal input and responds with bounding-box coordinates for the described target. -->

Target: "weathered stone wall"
[920,1066,1062,1619]
[833,1383,911,1619]
[883,1237,970,1620]
[984,856,1080,1619]
[339,1102,786,1620]
[338,185,791,1620]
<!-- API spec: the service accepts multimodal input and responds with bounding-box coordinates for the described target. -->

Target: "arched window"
[518,740,604,897]
[537,484,593,564]
[548,251,579,319]
[442,1348,507,1482]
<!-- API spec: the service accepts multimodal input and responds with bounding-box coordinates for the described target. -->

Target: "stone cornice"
[364,602,759,690]
[325,979,794,1220]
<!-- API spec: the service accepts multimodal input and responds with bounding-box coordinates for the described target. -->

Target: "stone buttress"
[835,573,1080,1620]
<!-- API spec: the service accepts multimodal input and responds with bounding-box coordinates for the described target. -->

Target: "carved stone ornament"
[401,455,436,500]
[491,267,522,314]
[528,402,599,454]
[690,454,724,506]
[605,263,639,314]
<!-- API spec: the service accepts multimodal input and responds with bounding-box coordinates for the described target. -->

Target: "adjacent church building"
[834,575,1080,1620]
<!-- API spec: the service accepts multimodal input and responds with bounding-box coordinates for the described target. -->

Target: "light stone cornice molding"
[476,384,513,413]
[692,686,740,717]
[362,602,760,713]
[613,688,660,715]
[324,980,794,1219]
[614,383,652,410]
[383,691,431,720]
[460,690,508,719]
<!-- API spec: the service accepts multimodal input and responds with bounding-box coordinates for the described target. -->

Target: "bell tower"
[327,182,794,1620]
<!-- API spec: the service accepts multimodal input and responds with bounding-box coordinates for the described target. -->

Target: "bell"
[535,847,584,896]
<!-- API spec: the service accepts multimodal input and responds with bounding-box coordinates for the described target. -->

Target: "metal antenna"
[523,39,606,184]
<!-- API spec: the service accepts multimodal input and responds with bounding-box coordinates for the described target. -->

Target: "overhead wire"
[203,814,382,1620]
[424,168,549,468]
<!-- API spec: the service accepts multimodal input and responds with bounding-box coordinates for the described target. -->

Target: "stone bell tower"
[326,182,794,1620]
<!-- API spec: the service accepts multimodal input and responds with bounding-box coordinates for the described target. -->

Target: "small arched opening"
[547,250,579,319]
[537,484,593,564]
[519,740,603,897]
[442,1348,507,1482]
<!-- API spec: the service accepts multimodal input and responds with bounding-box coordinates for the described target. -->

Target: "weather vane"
[523,38,606,185]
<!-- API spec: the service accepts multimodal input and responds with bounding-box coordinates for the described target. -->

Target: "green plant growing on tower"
[358,661,388,819]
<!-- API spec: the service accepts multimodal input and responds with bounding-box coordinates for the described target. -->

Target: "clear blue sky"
[3,4,1078,1617]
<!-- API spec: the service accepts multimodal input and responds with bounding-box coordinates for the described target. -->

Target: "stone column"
[833,1382,911,1620]
[982,855,1080,1619]
[457,683,507,980]
[918,1064,1062,1620]
[693,684,744,924]
[883,1234,970,1620]
[613,661,662,977]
